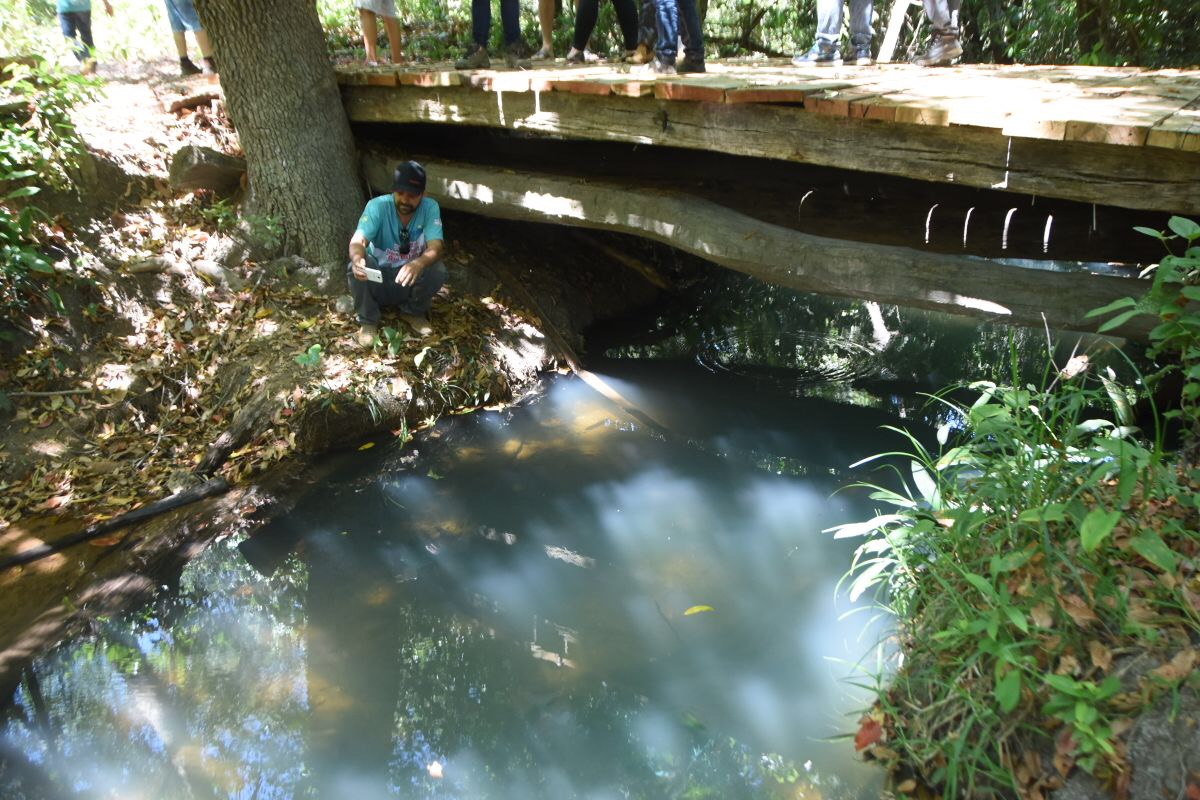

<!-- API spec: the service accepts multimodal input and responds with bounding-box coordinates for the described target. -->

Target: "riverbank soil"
[0,61,663,694]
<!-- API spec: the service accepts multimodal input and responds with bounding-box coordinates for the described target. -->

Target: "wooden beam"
[361,152,1154,339]
[343,84,1200,215]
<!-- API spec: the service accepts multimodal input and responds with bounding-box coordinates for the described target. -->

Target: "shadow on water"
[0,273,1137,799]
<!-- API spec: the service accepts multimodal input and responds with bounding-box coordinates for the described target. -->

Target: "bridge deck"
[337,60,1200,215]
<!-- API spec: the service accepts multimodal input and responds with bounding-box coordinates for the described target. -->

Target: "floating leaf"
[683,605,714,616]
[358,442,375,451]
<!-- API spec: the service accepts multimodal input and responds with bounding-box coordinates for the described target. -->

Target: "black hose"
[0,477,230,572]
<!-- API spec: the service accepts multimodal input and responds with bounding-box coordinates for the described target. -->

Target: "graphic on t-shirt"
[371,233,425,268]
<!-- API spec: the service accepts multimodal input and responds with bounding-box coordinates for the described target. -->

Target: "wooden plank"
[365,70,399,87]
[724,84,819,105]
[343,84,1200,214]
[550,79,614,96]
[1147,96,1200,152]
[398,70,462,88]
[808,88,893,118]
[654,77,741,103]
[361,152,1155,338]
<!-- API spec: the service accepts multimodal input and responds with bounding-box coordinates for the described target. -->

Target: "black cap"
[393,160,427,194]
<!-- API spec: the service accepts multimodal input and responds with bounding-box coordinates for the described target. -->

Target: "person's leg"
[920,0,953,31]
[653,0,679,66]
[847,0,873,63]
[194,29,213,57]
[359,9,380,63]
[637,0,656,46]
[347,261,384,326]
[396,261,448,318]
[612,0,639,51]
[382,16,403,62]
[814,0,842,44]
[913,0,961,65]
[537,0,555,56]
[471,0,491,47]
[677,0,703,63]
[499,0,521,46]
[572,0,600,53]
[59,13,84,62]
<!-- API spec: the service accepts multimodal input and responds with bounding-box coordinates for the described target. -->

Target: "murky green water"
[0,276,1132,799]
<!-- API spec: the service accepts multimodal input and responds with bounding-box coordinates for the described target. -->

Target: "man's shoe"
[626,42,654,64]
[504,41,532,68]
[849,43,874,66]
[677,54,706,73]
[565,46,587,64]
[180,57,202,76]
[398,313,432,336]
[201,56,218,74]
[912,31,962,66]
[455,45,490,69]
[357,323,379,348]
[792,41,841,67]
[532,45,554,61]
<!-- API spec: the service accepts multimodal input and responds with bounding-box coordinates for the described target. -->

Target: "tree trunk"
[193,0,363,265]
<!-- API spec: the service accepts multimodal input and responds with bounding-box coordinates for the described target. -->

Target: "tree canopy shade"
[193,0,363,265]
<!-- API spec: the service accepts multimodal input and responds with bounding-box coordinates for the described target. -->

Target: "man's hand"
[350,257,368,281]
[395,261,423,287]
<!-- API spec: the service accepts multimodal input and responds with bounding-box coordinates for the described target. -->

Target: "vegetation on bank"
[837,218,1200,798]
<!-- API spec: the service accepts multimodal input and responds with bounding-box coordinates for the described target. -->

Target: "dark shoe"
[792,40,841,67]
[455,45,490,69]
[180,57,202,76]
[849,43,873,66]
[504,41,531,69]
[201,56,218,74]
[677,54,706,73]
[912,31,962,66]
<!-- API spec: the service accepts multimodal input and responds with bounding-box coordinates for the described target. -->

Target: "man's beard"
[397,200,417,215]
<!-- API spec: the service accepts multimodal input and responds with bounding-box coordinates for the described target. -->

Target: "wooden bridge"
[334,60,1200,336]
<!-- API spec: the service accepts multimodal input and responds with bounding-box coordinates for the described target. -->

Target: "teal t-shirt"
[57,0,91,12]
[355,194,443,269]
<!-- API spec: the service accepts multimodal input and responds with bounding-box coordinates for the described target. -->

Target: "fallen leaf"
[358,442,375,451]
[1088,641,1113,673]
[683,605,714,616]
[1060,594,1100,627]
[88,536,121,547]
[854,717,883,751]
[1150,649,1197,683]
[896,779,917,793]
[1055,654,1081,676]
[1185,784,1200,800]
[1031,603,1054,629]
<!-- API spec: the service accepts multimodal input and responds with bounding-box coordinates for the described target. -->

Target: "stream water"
[0,273,1128,800]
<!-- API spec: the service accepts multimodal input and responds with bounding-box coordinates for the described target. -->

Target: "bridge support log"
[362,152,1153,338]
[344,85,1200,216]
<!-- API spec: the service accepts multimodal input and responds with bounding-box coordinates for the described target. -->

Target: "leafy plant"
[294,343,323,368]
[379,325,406,356]
[830,347,1196,797]
[1089,216,1200,452]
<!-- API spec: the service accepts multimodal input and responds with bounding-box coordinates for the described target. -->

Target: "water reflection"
[1,371,890,799]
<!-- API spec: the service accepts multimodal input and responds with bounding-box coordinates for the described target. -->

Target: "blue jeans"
[471,0,522,48]
[59,11,94,62]
[346,255,448,325]
[654,0,701,63]
[921,0,960,32]
[815,0,873,46]
[640,0,702,57]
[574,0,638,51]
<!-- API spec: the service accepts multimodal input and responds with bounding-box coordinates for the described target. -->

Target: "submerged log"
[361,153,1155,339]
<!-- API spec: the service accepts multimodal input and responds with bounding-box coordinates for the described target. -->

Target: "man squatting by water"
[347,161,447,346]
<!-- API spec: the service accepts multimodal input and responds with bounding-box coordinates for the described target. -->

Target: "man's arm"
[395,238,445,287]
[349,230,369,281]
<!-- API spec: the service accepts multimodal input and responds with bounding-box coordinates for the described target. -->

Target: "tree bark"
[193,0,363,265]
